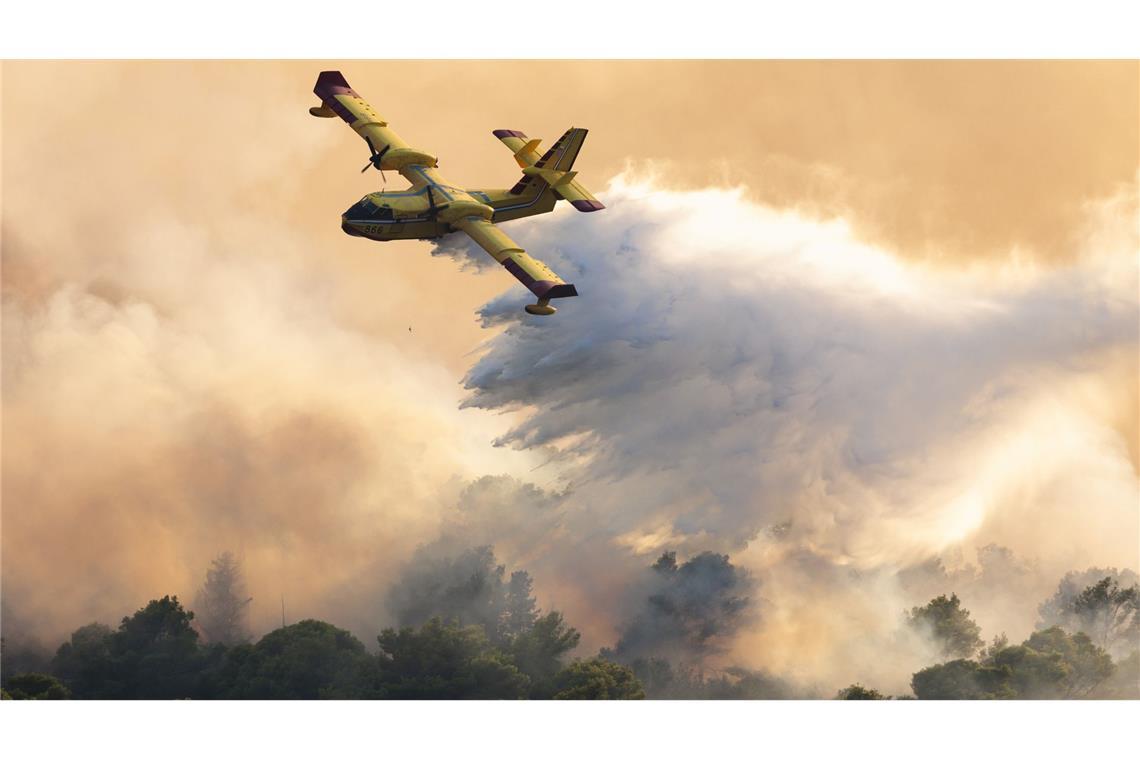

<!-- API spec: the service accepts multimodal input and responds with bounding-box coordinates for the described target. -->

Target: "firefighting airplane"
[310,70,604,315]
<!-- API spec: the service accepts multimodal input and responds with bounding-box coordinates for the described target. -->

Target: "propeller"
[426,186,438,221]
[361,136,391,177]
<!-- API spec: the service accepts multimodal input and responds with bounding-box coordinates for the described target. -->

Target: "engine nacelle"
[380,147,439,170]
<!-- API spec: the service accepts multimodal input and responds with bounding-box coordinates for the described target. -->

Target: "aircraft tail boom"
[493,127,604,213]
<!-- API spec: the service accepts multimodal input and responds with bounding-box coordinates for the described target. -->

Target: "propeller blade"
[360,140,390,173]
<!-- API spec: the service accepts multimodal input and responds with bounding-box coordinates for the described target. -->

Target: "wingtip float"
[311,70,604,316]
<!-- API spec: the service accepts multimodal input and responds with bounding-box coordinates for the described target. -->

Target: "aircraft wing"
[452,217,578,304]
[311,71,437,185]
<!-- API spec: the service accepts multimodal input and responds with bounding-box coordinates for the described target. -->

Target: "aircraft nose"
[341,218,364,237]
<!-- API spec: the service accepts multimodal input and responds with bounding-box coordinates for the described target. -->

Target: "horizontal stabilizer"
[494,130,545,168]
[497,127,604,211]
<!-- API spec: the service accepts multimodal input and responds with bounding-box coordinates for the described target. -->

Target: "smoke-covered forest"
[2,547,1136,700]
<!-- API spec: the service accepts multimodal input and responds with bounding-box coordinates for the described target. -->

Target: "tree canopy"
[1038,567,1140,659]
[50,623,115,699]
[48,596,211,699]
[510,611,582,698]
[220,619,378,699]
[2,673,70,700]
[836,683,886,700]
[911,626,1114,699]
[907,593,983,660]
[375,618,529,699]
[1072,577,1139,653]
[552,658,645,700]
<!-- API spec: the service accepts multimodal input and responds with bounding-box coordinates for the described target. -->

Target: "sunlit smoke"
[438,173,1138,688]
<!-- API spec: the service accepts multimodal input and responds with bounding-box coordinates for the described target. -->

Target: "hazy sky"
[2,61,1137,690]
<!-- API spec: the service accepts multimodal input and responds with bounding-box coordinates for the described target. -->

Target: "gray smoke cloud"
[386,545,509,631]
[435,173,1139,689]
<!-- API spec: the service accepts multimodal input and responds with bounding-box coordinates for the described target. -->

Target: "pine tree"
[194,552,252,646]
[500,570,539,642]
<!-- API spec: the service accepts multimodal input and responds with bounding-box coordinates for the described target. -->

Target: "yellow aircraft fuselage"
[340,164,556,243]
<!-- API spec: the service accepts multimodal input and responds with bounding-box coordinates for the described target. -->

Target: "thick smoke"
[444,174,1139,689]
[609,551,754,665]
[0,64,539,644]
[387,545,510,634]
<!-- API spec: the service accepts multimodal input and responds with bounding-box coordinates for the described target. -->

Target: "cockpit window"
[347,197,396,221]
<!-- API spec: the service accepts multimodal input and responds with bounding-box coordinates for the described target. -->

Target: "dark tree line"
[3,547,1137,700]
[1,547,643,700]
